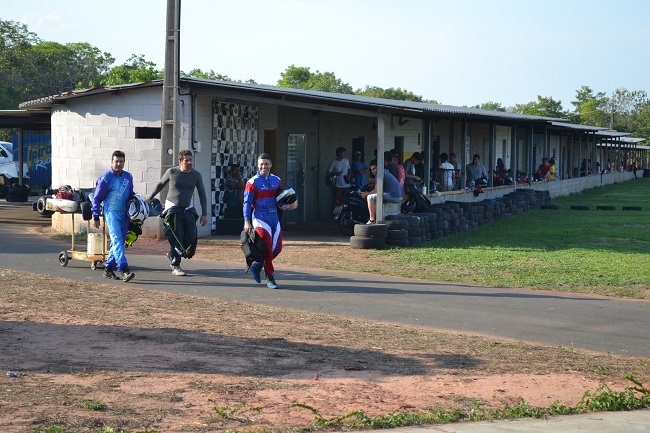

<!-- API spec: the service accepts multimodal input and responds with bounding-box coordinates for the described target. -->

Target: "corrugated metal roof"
[621,137,646,143]
[596,130,632,138]
[19,78,569,123]
[183,77,569,122]
[549,121,609,132]
[18,81,161,109]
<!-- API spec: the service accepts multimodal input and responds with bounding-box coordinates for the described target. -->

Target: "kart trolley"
[57,200,108,270]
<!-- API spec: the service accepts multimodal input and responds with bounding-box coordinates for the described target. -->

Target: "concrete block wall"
[191,95,216,238]
[51,87,164,237]
[424,172,634,205]
[383,116,423,155]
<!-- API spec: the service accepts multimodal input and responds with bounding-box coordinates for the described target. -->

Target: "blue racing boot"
[249,261,262,283]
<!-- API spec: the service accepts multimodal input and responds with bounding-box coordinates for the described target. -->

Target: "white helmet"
[276,187,298,211]
[128,194,150,222]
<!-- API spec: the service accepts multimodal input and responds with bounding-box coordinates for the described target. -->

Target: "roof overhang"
[0,110,51,130]
[19,78,568,125]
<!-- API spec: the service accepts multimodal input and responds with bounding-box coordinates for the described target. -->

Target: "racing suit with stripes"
[243,171,282,275]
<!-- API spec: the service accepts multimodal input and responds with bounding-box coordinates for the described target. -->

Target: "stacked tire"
[350,223,387,249]
[384,216,409,248]
[4,184,30,202]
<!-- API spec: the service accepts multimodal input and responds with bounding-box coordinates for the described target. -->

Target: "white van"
[0,141,30,184]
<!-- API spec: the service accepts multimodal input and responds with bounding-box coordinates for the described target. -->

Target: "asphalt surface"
[2,198,650,432]
[1,198,649,358]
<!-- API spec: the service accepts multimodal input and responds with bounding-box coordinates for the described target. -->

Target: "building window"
[135,127,161,139]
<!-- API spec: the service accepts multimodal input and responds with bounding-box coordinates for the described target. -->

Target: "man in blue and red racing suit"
[91,150,135,282]
[244,153,282,289]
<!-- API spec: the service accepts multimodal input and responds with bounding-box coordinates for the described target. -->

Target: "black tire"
[58,251,69,267]
[570,205,590,211]
[381,219,409,230]
[596,205,616,211]
[623,206,642,211]
[403,214,421,227]
[386,229,408,240]
[37,196,54,216]
[408,237,423,247]
[354,223,388,238]
[540,204,559,210]
[407,227,421,237]
[349,235,386,249]
[338,210,355,237]
[80,200,93,221]
[386,238,409,248]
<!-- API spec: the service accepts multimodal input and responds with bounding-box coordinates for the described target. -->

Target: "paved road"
[1,201,649,357]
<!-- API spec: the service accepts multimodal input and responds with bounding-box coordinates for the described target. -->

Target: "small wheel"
[37,196,54,216]
[91,261,98,270]
[338,210,356,237]
[80,200,92,220]
[58,251,69,267]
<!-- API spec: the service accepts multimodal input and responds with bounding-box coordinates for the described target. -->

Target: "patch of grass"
[208,400,262,424]
[293,376,650,430]
[363,179,650,298]
[80,400,107,411]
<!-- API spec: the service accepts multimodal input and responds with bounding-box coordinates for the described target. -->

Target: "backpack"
[240,229,267,267]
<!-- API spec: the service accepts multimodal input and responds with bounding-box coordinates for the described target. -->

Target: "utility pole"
[158,0,180,238]
[161,0,181,174]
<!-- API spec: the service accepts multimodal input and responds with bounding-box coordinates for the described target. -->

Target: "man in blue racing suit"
[91,150,135,282]
[244,153,282,289]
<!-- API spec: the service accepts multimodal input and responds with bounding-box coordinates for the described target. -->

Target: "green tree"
[0,19,41,108]
[102,54,162,86]
[277,65,353,94]
[471,101,506,112]
[514,95,567,118]
[569,86,610,126]
[356,85,424,102]
[0,20,114,107]
[182,68,232,81]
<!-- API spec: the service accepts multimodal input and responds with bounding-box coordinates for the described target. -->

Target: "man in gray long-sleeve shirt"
[149,149,208,276]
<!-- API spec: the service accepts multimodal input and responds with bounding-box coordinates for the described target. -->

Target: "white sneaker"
[171,265,186,276]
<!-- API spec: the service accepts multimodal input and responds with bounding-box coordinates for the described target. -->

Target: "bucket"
[87,233,105,255]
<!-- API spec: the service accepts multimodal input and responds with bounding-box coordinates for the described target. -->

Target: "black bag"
[404,183,431,212]
[240,230,267,267]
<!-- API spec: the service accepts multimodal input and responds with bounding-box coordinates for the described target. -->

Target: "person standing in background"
[327,147,351,207]
[351,150,368,188]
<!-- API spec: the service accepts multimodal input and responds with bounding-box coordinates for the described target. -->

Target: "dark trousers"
[163,210,198,265]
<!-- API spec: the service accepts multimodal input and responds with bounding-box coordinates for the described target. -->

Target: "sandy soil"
[0,235,647,433]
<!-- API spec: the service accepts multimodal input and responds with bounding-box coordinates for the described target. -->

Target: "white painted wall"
[50,87,164,237]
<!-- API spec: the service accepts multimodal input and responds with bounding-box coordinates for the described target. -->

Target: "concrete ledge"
[383,201,402,217]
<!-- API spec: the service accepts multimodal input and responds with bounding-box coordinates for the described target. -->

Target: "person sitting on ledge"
[360,159,403,224]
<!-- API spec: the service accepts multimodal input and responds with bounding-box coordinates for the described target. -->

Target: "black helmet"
[149,198,163,216]
[276,187,298,211]
[475,178,488,188]
[401,198,416,213]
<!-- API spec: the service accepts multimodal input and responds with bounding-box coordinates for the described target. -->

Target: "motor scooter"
[332,187,369,236]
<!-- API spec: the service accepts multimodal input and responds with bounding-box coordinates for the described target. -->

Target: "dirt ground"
[1,235,649,433]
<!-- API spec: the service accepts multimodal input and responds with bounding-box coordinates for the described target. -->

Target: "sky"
[4,0,649,109]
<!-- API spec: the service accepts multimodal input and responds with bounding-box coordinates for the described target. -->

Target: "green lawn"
[376,178,650,298]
